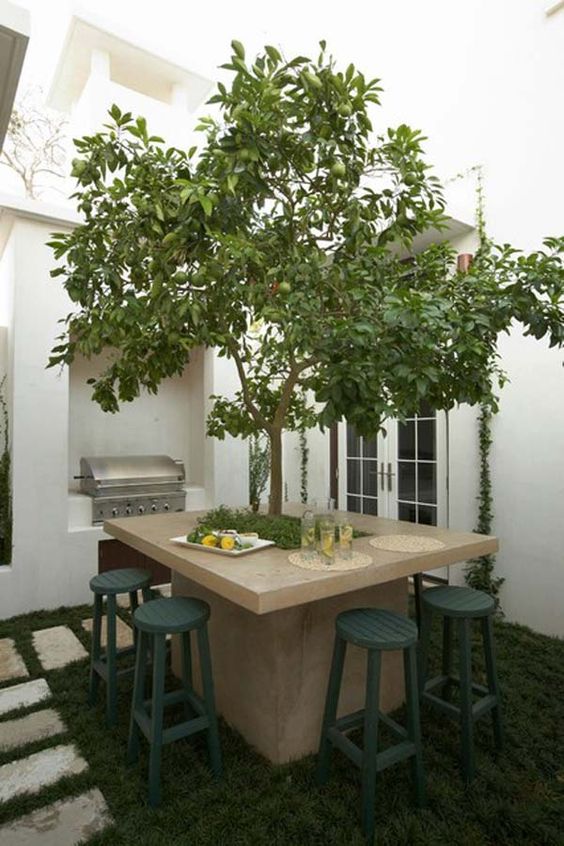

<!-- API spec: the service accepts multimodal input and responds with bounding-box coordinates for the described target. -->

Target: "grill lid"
[79,454,185,496]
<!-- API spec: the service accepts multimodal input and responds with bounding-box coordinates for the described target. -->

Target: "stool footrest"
[472,694,498,721]
[334,708,408,742]
[422,691,461,719]
[133,705,210,746]
[163,716,210,746]
[92,658,135,682]
[423,689,499,723]
[143,687,206,715]
[327,727,363,768]
[327,725,416,773]
[424,673,489,697]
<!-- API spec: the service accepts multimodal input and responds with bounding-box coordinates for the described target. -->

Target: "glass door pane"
[344,423,379,516]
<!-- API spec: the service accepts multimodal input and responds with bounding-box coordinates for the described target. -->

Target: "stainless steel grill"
[79,455,186,524]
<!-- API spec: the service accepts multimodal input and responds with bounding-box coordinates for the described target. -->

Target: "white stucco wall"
[0,201,248,618]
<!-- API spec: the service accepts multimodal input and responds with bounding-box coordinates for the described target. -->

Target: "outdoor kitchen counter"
[103,508,498,763]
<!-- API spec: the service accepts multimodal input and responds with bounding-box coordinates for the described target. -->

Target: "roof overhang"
[48,11,213,113]
[0,1,30,151]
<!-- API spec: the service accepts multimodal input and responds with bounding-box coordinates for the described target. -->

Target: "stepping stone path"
[0,679,50,717]
[0,744,88,804]
[0,639,28,682]
[32,626,88,671]
[0,613,114,841]
[0,788,112,846]
[0,708,66,752]
[82,616,133,649]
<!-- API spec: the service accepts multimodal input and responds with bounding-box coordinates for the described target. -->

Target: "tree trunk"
[268,427,283,515]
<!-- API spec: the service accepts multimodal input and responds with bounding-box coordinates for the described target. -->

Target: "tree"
[0,87,68,198]
[48,42,564,514]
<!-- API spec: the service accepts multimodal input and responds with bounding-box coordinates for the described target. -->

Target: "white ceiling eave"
[0,1,30,152]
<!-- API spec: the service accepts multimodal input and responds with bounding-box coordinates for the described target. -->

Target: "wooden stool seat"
[421,585,495,618]
[337,608,418,650]
[317,608,425,844]
[88,567,152,727]
[133,596,209,634]
[89,568,153,596]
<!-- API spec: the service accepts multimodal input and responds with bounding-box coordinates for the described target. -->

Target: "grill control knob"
[151,504,157,512]
[138,505,145,515]
[125,505,132,515]
[111,507,119,517]
[163,503,170,512]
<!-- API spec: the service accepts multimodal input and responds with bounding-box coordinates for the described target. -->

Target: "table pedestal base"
[172,572,408,764]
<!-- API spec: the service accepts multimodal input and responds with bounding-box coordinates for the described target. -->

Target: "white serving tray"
[170,535,275,557]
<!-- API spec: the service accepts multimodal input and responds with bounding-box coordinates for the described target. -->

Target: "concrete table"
[104,508,497,764]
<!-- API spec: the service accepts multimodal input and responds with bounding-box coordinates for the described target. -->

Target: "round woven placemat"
[369,534,446,553]
[288,551,374,572]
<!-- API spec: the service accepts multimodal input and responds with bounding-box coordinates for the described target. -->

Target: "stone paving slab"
[0,679,51,717]
[0,639,28,683]
[0,744,88,804]
[32,626,88,671]
[0,788,112,845]
[82,616,133,649]
[0,709,66,753]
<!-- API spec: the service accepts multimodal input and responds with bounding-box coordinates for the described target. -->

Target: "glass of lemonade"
[319,523,335,564]
[301,510,316,560]
[338,521,354,560]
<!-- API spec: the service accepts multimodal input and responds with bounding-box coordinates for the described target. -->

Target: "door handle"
[379,462,386,491]
[387,462,395,492]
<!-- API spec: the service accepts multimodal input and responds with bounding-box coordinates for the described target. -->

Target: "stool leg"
[442,616,453,701]
[418,605,433,695]
[404,644,426,808]
[482,615,503,751]
[361,649,381,845]
[142,586,153,603]
[413,573,423,630]
[88,593,103,706]
[106,594,118,727]
[181,631,194,721]
[148,633,167,807]
[316,634,347,786]
[197,624,222,780]
[458,617,475,783]
[129,591,139,649]
[128,629,149,764]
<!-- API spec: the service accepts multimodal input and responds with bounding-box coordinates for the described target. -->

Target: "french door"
[338,403,448,529]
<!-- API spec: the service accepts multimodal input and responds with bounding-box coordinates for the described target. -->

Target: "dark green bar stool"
[418,585,503,783]
[317,608,426,845]
[128,596,222,807]
[88,567,153,727]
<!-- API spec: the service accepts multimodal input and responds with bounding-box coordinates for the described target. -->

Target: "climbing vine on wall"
[298,430,309,504]
[0,377,12,565]
[462,166,504,605]
[464,405,504,604]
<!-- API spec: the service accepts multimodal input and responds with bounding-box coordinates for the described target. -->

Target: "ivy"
[0,377,12,565]
[298,430,309,504]
[463,167,504,606]
[464,405,504,605]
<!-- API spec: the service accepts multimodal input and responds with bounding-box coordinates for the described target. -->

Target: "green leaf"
[231,39,245,60]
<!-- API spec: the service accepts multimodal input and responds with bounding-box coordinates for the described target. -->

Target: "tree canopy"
[49,41,564,513]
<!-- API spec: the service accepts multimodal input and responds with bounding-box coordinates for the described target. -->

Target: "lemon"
[220,536,236,551]
[202,534,218,547]
[321,534,334,556]
[340,526,353,543]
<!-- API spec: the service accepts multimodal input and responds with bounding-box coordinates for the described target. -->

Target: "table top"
[103,506,498,615]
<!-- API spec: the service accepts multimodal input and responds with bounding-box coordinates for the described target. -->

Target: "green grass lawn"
[1,600,563,845]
